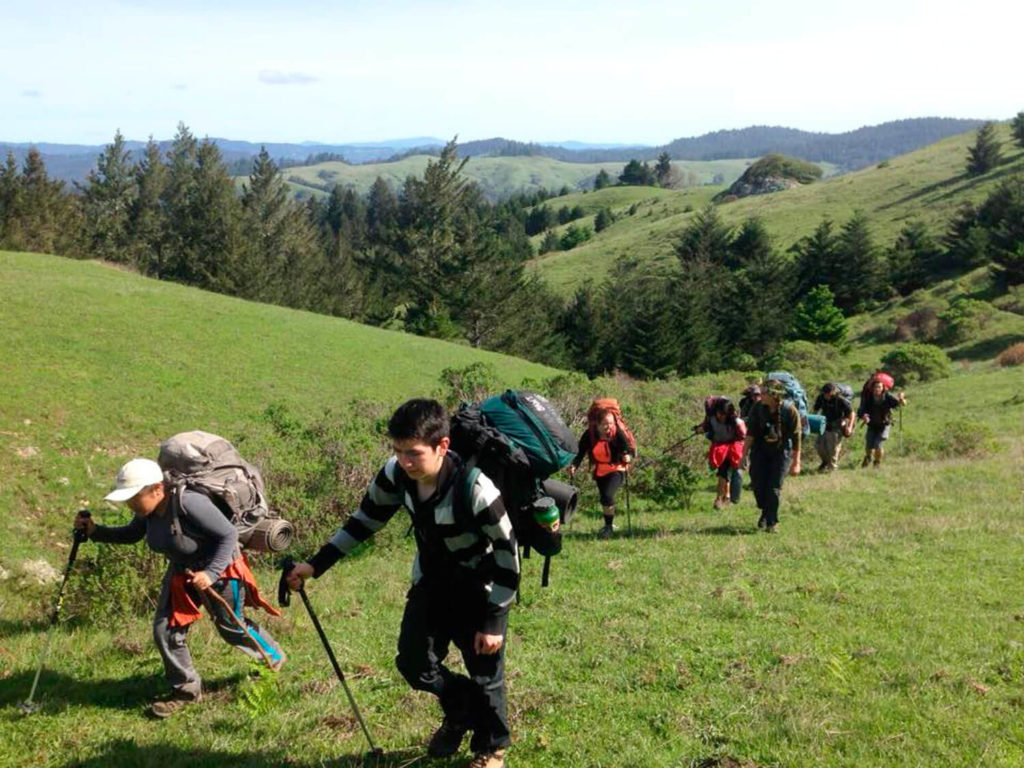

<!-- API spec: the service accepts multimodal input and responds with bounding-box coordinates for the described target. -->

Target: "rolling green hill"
[0,251,557,557]
[4,251,1024,766]
[273,155,760,200]
[534,123,1024,294]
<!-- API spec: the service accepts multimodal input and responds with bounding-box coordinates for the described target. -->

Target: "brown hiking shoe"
[467,749,506,768]
[149,691,200,718]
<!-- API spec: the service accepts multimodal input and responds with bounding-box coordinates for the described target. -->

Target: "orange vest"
[168,553,281,628]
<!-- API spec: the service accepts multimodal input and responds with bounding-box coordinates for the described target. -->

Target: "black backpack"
[449,391,578,587]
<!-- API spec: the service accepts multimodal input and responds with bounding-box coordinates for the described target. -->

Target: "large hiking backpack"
[158,431,293,552]
[587,398,637,456]
[766,371,810,435]
[861,371,895,402]
[834,383,855,405]
[449,391,578,585]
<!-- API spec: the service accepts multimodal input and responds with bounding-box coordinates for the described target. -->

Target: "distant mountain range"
[0,117,988,185]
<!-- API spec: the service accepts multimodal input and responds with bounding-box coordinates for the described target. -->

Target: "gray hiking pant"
[815,430,845,469]
[153,566,284,697]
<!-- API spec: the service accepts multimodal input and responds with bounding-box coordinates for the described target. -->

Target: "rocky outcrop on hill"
[715,153,822,201]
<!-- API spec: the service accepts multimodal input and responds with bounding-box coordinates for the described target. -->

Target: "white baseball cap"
[105,458,164,502]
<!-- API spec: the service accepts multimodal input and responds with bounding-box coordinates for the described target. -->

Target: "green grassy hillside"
[535,124,1024,294]
[275,155,758,200]
[4,253,1024,767]
[0,251,556,558]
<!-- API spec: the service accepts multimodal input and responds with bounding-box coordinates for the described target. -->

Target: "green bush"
[938,298,994,344]
[880,344,952,384]
[436,362,501,409]
[931,418,994,459]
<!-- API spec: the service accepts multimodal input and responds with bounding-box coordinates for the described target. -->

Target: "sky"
[3,0,1022,146]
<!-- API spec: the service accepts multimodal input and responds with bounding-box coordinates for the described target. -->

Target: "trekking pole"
[279,558,383,760]
[898,405,904,456]
[624,470,633,537]
[636,432,699,471]
[20,510,89,715]
[186,570,277,670]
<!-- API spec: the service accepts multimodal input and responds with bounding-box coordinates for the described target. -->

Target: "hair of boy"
[387,399,450,446]
[714,400,738,420]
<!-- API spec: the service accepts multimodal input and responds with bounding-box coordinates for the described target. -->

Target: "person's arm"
[178,491,239,587]
[88,513,146,544]
[302,458,405,581]
[468,472,519,650]
[571,430,590,470]
[788,405,802,475]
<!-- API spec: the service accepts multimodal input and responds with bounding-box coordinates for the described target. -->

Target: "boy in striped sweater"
[287,399,519,768]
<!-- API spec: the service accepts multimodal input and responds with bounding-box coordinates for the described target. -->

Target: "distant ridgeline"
[400,118,986,171]
[1,117,984,184]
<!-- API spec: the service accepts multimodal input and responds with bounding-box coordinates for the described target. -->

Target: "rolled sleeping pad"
[541,479,578,526]
[807,414,827,436]
[729,468,742,504]
[242,517,294,552]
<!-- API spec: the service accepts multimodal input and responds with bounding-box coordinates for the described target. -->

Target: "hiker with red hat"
[857,372,906,468]
[569,399,636,539]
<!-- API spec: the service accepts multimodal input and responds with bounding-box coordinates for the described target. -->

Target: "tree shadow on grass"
[687,524,761,537]
[0,669,245,713]
[62,739,429,768]
[0,617,50,640]
[949,333,1024,361]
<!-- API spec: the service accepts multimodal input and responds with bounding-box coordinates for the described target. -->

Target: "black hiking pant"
[749,447,792,527]
[396,579,510,752]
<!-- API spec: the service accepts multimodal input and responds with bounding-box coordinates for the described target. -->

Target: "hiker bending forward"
[74,458,284,718]
[286,399,519,768]
[696,398,747,510]
[569,409,633,539]
[743,381,802,532]
[813,384,854,472]
[858,381,906,467]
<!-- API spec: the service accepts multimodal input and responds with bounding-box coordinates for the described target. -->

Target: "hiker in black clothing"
[857,380,907,467]
[286,399,519,768]
[813,383,855,472]
[743,380,802,532]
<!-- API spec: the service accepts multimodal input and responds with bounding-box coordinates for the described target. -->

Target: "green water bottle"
[532,497,560,529]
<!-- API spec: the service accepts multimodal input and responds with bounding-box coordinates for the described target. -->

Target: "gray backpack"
[157,431,292,552]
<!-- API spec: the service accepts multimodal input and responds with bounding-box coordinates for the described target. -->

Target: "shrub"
[938,298,994,344]
[880,344,952,384]
[741,154,823,185]
[893,306,941,342]
[436,362,500,409]
[997,342,1024,367]
[932,418,994,459]
[560,223,592,250]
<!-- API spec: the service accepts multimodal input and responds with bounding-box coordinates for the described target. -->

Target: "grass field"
[273,155,758,201]
[3,253,1024,767]
[534,123,1024,294]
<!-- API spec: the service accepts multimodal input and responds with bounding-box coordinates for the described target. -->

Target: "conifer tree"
[129,138,168,273]
[593,168,611,190]
[792,217,838,296]
[78,130,135,262]
[655,152,672,187]
[594,207,614,233]
[675,205,733,266]
[792,284,847,344]
[888,220,940,294]
[966,122,1002,175]
[727,217,773,270]
[833,211,883,313]
[19,148,71,254]
[722,248,794,361]
[0,152,22,247]
[1012,112,1024,150]
[559,282,604,376]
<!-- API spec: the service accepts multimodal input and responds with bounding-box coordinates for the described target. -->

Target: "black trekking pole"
[279,558,383,761]
[624,470,633,537]
[636,432,699,471]
[20,510,89,715]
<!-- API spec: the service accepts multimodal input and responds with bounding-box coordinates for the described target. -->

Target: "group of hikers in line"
[66,371,905,768]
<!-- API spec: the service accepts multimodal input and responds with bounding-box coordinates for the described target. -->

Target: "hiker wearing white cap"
[74,458,285,718]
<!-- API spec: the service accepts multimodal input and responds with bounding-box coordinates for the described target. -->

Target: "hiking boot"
[757,514,766,529]
[598,524,615,540]
[427,717,470,758]
[765,523,778,533]
[713,498,725,510]
[817,461,828,472]
[861,456,871,468]
[467,749,506,768]
[149,691,200,718]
